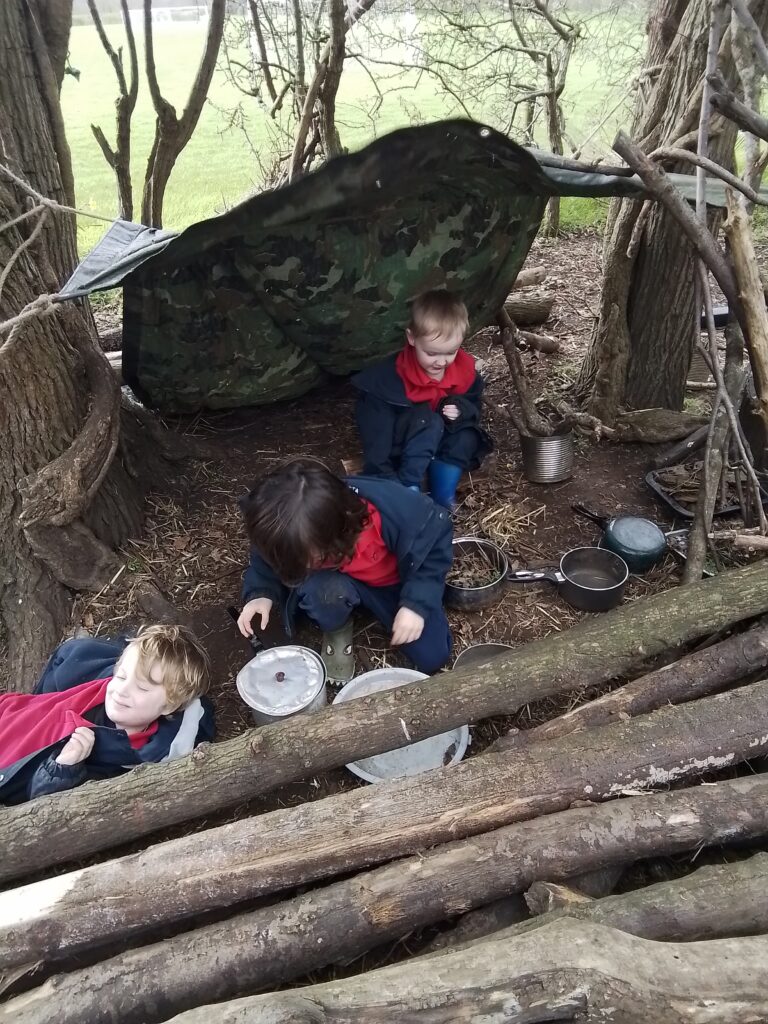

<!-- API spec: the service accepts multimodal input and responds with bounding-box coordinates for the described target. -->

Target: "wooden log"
[517,328,561,353]
[131,921,768,1024]
[5,773,768,1023]
[418,897,530,954]
[526,881,594,915]
[511,265,546,289]
[503,854,768,945]
[490,618,768,752]
[648,425,709,470]
[4,562,768,884]
[4,691,768,974]
[504,285,555,326]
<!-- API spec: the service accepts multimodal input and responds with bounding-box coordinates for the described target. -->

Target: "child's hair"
[121,625,210,709]
[409,290,469,342]
[240,459,369,586]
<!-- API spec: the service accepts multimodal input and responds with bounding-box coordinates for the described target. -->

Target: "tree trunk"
[577,0,768,420]
[0,0,143,682]
[4,559,768,880]
[4,690,768,978]
[491,616,768,751]
[100,921,768,1024]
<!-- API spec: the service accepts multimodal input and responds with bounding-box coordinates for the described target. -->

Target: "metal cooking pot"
[236,645,328,725]
[445,537,629,613]
[444,537,510,610]
[571,503,667,573]
[507,546,629,612]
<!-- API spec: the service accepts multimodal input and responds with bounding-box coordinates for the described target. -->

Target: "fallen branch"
[132,920,768,1024]
[4,561,768,883]
[517,328,561,353]
[6,777,768,1021]
[489,617,768,751]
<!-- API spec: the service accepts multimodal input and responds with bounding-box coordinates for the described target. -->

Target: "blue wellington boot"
[428,460,463,509]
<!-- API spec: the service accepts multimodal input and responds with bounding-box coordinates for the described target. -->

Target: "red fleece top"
[395,344,476,411]
[339,502,399,587]
[0,678,158,769]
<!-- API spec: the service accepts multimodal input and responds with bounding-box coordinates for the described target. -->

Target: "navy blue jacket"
[352,354,488,481]
[242,476,453,625]
[0,637,215,805]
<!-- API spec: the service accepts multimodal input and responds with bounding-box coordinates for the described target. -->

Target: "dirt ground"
[74,229,698,765]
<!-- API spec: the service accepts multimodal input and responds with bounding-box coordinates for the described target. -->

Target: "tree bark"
[577,0,768,419]
[103,921,768,1024]
[4,560,768,880]
[0,0,144,682]
[4,693,768,979]
[491,616,768,752]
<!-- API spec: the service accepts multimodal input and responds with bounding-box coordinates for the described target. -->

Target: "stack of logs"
[503,264,560,353]
[3,562,768,1022]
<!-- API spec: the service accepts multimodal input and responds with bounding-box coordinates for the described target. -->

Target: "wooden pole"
[113,921,768,1024]
[724,189,768,432]
[4,561,768,884]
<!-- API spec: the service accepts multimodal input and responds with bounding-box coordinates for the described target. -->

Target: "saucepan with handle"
[571,502,667,573]
[445,537,629,613]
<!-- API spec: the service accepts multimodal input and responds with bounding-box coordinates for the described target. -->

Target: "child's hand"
[238,598,273,636]
[442,404,460,421]
[56,727,95,766]
[391,607,425,646]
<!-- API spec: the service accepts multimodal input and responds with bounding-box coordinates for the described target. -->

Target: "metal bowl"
[444,536,508,610]
[453,642,513,670]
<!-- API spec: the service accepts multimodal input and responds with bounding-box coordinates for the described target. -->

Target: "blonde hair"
[121,625,210,710]
[409,290,469,342]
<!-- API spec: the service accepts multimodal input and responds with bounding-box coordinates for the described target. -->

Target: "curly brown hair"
[239,459,369,586]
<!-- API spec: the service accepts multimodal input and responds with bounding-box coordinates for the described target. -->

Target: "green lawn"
[62,14,642,253]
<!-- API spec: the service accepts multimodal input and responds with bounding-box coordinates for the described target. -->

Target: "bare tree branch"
[87,0,138,219]
[708,70,768,144]
[248,0,278,102]
[141,0,226,226]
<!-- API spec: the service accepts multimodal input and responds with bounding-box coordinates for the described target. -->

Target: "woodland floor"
[79,229,719,762]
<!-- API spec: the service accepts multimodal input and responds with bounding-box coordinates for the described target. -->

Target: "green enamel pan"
[571,503,667,573]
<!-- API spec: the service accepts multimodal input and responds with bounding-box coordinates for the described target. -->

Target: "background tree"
[577,0,768,424]
[0,0,177,683]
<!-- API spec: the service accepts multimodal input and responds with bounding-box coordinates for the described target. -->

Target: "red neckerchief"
[395,344,476,411]
[339,502,399,587]
[0,677,158,769]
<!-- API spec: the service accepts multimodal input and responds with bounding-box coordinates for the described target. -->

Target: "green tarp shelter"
[59,119,736,413]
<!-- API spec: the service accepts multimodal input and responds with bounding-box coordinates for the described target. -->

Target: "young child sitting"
[352,290,492,509]
[0,625,213,805]
[237,459,453,678]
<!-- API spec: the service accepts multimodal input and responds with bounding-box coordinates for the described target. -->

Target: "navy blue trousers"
[296,570,452,675]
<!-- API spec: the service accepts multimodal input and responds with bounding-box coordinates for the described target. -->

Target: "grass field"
[61,12,643,253]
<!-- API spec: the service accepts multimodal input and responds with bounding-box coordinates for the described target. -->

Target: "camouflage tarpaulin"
[59,119,759,413]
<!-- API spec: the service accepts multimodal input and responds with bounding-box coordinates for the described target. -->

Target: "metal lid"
[236,646,326,716]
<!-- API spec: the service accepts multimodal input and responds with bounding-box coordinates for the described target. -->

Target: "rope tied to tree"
[0,293,60,358]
